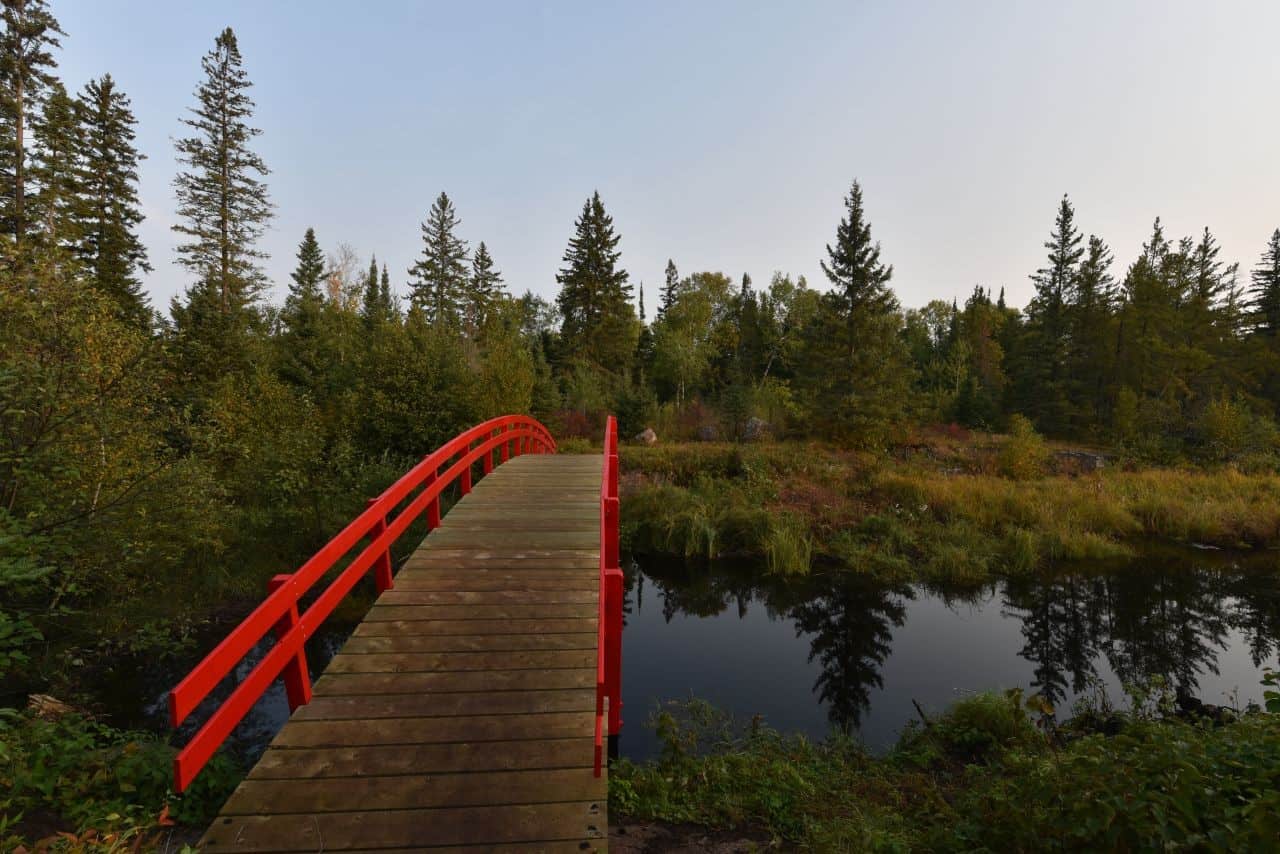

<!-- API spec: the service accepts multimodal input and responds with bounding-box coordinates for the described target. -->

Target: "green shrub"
[997,415,1048,480]
[0,710,241,839]
[555,436,594,454]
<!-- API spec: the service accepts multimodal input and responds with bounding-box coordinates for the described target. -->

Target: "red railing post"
[604,432,622,738]
[365,498,394,593]
[483,429,495,475]
[424,468,441,530]
[267,574,312,712]
[501,425,510,463]
[461,447,473,496]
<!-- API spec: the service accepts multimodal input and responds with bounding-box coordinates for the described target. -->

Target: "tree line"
[2,0,1278,684]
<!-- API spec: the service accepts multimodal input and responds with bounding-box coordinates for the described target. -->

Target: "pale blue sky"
[53,1,1280,313]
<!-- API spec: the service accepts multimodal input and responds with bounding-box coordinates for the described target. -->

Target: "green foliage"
[997,414,1049,479]
[555,191,636,370]
[0,711,240,839]
[613,691,1280,852]
[408,191,469,327]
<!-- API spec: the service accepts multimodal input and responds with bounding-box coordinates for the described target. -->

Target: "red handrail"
[167,415,556,792]
[595,415,623,775]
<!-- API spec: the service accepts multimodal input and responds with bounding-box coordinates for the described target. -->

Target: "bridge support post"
[366,499,394,593]
[483,430,495,475]
[500,426,510,463]
[268,574,312,712]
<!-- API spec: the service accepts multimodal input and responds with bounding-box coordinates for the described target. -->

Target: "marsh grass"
[621,441,1280,584]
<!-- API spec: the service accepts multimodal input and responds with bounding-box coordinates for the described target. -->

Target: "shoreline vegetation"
[611,684,1280,851]
[618,434,1280,584]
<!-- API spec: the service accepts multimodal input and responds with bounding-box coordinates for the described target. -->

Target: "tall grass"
[620,441,1280,584]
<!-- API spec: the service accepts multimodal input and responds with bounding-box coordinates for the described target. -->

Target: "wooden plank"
[292,689,596,721]
[326,649,597,671]
[200,803,604,852]
[423,533,599,550]
[340,633,597,654]
[364,603,596,621]
[398,557,599,571]
[222,768,604,814]
[389,575,598,592]
[314,668,594,694]
[248,739,594,779]
[270,712,597,747]
[375,589,597,605]
[352,618,596,636]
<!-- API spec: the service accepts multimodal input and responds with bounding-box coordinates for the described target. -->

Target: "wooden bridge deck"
[200,453,607,853]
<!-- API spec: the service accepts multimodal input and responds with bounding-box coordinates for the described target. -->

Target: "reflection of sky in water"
[100,554,1280,769]
[621,557,1280,760]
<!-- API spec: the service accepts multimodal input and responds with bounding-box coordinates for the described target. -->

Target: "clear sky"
[52,0,1280,313]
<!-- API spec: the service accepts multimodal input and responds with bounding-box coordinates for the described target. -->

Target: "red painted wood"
[593,415,622,777]
[168,416,557,792]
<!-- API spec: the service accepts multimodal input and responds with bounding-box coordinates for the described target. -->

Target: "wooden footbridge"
[168,416,623,852]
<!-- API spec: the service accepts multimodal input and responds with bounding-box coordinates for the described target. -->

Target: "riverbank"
[620,436,1280,583]
[610,685,1280,851]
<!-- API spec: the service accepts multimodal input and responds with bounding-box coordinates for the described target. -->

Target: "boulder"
[635,427,657,446]
[697,425,719,442]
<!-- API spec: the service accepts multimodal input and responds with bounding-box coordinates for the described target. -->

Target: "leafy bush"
[0,710,241,841]
[612,690,1280,852]
[556,436,594,455]
[997,415,1048,479]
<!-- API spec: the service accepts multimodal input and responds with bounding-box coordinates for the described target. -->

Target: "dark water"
[99,549,1280,770]
[619,550,1280,760]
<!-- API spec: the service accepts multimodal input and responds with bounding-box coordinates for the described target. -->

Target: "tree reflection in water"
[630,550,1280,732]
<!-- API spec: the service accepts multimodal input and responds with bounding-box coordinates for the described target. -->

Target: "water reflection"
[622,552,1280,758]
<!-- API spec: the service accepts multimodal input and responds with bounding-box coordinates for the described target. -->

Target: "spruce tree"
[555,190,634,368]
[798,180,910,443]
[279,228,326,389]
[360,254,380,328]
[1252,229,1280,338]
[1012,194,1084,431]
[408,191,468,326]
[29,78,78,247]
[466,240,503,334]
[171,27,272,318]
[0,0,63,251]
[1065,234,1116,429]
[285,227,325,326]
[380,263,396,322]
[75,74,150,324]
[657,258,678,321]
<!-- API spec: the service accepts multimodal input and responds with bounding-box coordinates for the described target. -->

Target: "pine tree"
[278,228,327,389]
[465,240,503,334]
[172,27,273,317]
[29,78,78,247]
[75,74,150,324]
[798,180,910,443]
[657,258,678,321]
[555,191,634,368]
[408,191,468,326]
[0,0,63,252]
[285,227,325,325]
[1011,194,1084,431]
[1064,234,1116,429]
[380,263,396,323]
[360,254,381,328]
[1252,229,1280,338]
